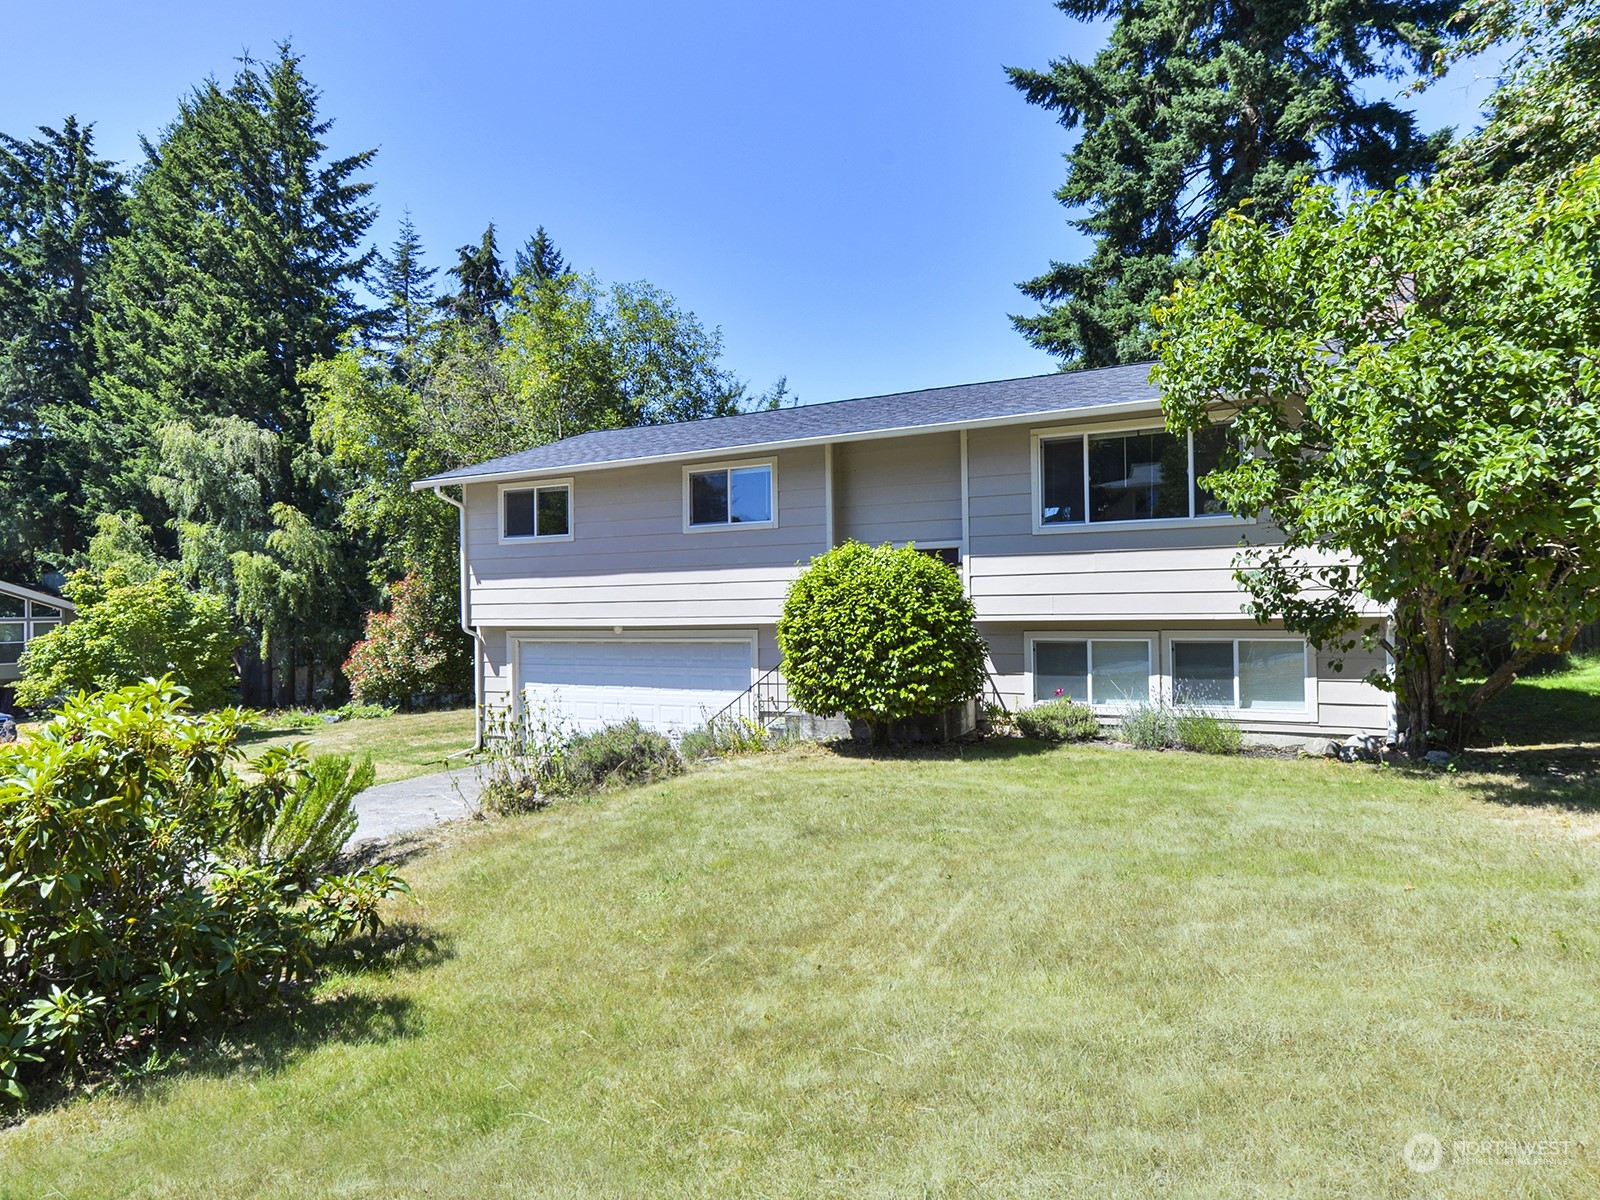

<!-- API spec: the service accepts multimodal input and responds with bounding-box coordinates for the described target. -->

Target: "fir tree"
[1008,0,1462,367]
[514,225,568,287]
[93,43,377,524]
[0,118,125,576]
[372,210,436,353]
[439,223,510,333]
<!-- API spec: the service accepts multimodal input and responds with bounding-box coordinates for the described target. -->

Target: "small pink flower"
[1054,688,1064,697]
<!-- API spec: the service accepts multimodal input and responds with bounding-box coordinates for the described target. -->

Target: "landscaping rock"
[1337,733,1385,763]
[1424,749,1452,765]
[0,714,14,744]
[1300,738,1338,758]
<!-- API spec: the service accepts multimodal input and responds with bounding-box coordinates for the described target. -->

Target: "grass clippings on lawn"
[3,744,1598,1197]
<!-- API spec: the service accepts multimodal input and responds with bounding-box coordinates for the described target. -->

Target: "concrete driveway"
[351,768,481,843]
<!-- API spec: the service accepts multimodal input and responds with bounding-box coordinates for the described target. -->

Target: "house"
[413,364,1391,745]
[0,579,74,700]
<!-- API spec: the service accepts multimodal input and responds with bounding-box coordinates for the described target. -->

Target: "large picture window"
[502,481,572,541]
[686,462,775,528]
[1037,422,1236,527]
[1032,638,1152,706]
[1171,638,1307,711]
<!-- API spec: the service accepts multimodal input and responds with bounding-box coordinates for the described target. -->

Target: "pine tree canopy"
[441,223,511,332]
[91,44,375,526]
[1009,0,1464,367]
[515,226,568,287]
[373,210,437,352]
[0,118,125,575]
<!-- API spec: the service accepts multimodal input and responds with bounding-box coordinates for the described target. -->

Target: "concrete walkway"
[352,767,481,843]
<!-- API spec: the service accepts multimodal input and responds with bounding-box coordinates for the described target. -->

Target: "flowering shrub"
[0,680,407,1104]
[1014,698,1100,742]
[343,574,470,708]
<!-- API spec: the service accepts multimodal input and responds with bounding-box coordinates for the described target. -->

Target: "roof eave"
[0,580,76,611]
[410,396,1164,491]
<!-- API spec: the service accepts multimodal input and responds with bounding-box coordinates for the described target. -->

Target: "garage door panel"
[518,639,753,735]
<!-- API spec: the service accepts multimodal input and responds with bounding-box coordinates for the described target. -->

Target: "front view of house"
[415,364,1391,743]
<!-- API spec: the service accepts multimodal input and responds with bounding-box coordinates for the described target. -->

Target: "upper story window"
[501,480,573,542]
[0,596,63,666]
[685,460,775,530]
[1037,422,1235,528]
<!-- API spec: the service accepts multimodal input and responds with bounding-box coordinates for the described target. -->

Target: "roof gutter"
[409,396,1165,490]
[431,485,485,752]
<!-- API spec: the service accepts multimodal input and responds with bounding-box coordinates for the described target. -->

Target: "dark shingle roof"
[414,362,1158,487]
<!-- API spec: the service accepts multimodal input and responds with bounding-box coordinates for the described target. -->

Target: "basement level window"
[502,481,572,541]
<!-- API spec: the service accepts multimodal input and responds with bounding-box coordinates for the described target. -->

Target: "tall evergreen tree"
[372,209,436,354]
[514,225,568,287]
[1008,0,1463,367]
[91,44,378,701]
[93,43,377,526]
[0,118,125,577]
[439,223,511,333]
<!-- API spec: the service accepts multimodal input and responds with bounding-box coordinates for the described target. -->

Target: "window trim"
[1166,634,1314,718]
[1029,416,1254,535]
[681,457,778,533]
[1023,631,1157,710]
[498,478,575,544]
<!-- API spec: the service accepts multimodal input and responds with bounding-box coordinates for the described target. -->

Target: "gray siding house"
[0,580,73,691]
[415,364,1391,743]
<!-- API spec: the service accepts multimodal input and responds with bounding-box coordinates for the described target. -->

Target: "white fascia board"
[409,397,1165,491]
[0,580,75,611]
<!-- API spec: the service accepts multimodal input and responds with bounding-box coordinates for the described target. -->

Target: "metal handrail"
[982,667,1009,714]
[704,665,793,729]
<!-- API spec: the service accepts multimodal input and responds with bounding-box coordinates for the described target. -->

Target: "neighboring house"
[0,580,74,689]
[414,364,1390,744]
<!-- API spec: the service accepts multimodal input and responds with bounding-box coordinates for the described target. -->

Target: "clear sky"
[1,1,1502,407]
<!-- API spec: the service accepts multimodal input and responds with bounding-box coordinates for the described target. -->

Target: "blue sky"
[1,1,1502,406]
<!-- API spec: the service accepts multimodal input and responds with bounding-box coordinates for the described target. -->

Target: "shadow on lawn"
[25,919,455,1117]
[819,735,1068,763]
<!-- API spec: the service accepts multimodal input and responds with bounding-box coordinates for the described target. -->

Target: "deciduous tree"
[1152,167,1600,751]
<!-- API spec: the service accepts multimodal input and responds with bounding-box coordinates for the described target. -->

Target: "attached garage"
[514,636,755,735]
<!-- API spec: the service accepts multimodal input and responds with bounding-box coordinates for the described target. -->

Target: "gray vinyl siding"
[459,409,1392,737]
[964,421,1384,625]
[964,421,1269,623]
[464,446,826,629]
[979,623,1391,737]
[833,432,962,548]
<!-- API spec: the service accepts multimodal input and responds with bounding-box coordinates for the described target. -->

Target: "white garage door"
[518,639,753,735]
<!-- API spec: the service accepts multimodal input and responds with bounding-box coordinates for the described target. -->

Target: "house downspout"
[433,485,485,751]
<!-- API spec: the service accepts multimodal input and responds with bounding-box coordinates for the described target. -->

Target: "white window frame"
[1023,631,1157,710]
[499,478,575,544]
[1029,416,1253,534]
[682,457,778,533]
[1164,634,1315,719]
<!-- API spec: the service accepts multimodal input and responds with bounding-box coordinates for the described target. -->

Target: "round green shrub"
[777,541,988,743]
[1014,698,1100,743]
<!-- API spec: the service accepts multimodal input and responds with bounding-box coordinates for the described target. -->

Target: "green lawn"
[1477,653,1600,749]
[239,707,476,784]
[3,745,1598,1196]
